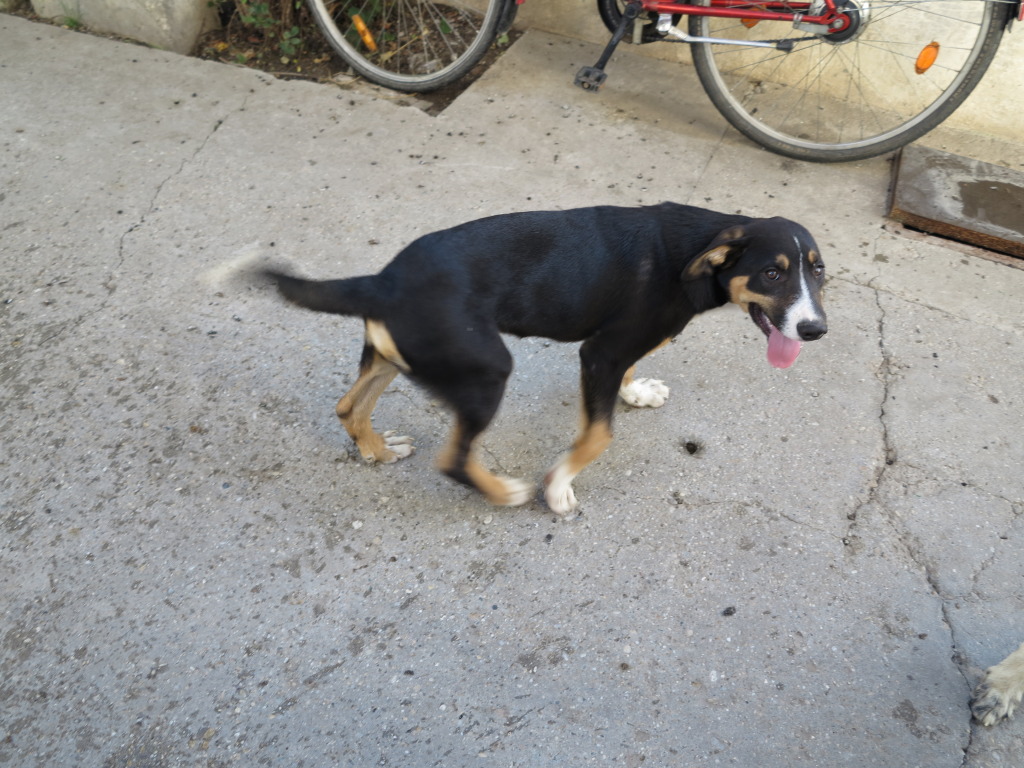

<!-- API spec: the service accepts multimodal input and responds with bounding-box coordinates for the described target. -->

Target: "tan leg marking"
[335,351,411,463]
[621,364,637,391]
[437,422,532,507]
[544,418,613,515]
[365,319,409,371]
[465,458,533,507]
[565,418,614,475]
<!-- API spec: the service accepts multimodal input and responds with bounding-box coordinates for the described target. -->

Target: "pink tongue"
[767,326,802,369]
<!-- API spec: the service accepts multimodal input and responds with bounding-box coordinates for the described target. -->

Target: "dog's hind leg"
[433,344,532,507]
[438,412,533,507]
[336,331,413,463]
[544,338,622,516]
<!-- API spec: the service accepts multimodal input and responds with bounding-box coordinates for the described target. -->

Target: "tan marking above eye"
[808,249,820,265]
[775,255,790,271]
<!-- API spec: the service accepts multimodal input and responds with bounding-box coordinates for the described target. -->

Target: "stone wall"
[29,0,217,54]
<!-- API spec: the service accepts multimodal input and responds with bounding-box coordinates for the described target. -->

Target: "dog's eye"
[812,264,825,278]
[764,267,781,281]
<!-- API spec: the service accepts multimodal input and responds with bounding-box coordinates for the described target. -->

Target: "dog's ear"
[682,226,748,280]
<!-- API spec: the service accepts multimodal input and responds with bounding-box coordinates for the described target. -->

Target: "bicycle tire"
[308,0,507,93]
[688,0,1012,162]
[598,0,633,33]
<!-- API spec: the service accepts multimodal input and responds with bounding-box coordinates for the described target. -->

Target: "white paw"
[543,463,578,517]
[972,646,1024,726]
[498,477,534,507]
[619,378,670,408]
[381,431,415,463]
[972,680,1020,726]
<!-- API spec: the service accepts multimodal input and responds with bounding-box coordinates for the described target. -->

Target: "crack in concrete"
[815,263,986,760]
[682,126,733,209]
[115,100,240,276]
[968,507,1024,603]
[37,101,246,352]
[828,265,992,338]
[855,277,979,765]
[669,493,846,542]
[841,280,896,548]
[772,506,843,541]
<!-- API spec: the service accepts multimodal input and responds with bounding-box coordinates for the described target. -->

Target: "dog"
[251,202,827,515]
[972,642,1024,726]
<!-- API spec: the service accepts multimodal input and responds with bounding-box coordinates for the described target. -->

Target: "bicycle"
[307,0,1022,162]
[306,0,521,92]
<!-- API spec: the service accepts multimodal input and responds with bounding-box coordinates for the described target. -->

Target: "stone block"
[30,0,218,54]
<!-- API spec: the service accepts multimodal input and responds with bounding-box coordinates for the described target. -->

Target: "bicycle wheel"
[689,0,1013,162]
[308,0,507,92]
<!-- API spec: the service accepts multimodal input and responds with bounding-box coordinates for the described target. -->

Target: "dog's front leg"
[618,365,670,408]
[544,419,613,516]
[544,340,621,515]
[618,338,671,408]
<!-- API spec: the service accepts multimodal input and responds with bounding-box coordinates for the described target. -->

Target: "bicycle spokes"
[688,0,1010,160]
[589,0,1012,160]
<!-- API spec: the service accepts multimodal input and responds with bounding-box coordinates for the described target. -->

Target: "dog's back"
[267,203,751,343]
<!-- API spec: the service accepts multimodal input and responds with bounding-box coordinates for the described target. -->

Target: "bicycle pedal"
[574,66,607,91]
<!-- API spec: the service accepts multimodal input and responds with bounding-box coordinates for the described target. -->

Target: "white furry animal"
[971,642,1024,726]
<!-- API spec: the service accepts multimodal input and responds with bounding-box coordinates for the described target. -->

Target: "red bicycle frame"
[644,0,1022,25]
[642,0,850,32]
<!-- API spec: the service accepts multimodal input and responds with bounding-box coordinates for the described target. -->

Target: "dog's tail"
[199,246,383,318]
[258,268,382,318]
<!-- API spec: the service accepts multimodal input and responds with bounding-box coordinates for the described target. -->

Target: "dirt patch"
[195,5,522,115]
[12,2,520,116]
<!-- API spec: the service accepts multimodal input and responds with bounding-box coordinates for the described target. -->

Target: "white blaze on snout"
[779,235,824,340]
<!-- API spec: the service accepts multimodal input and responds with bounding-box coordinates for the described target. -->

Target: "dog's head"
[683,217,827,369]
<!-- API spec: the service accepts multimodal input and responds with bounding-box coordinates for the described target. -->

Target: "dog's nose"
[797,319,827,341]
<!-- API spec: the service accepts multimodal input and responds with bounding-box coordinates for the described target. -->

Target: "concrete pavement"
[1,12,1023,767]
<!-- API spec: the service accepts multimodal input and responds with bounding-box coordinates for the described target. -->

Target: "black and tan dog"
[251,202,827,515]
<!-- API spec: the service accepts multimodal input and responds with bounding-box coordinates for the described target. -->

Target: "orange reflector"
[742,5,767,28]
[352,14,378,52]
[915,42,939,74]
